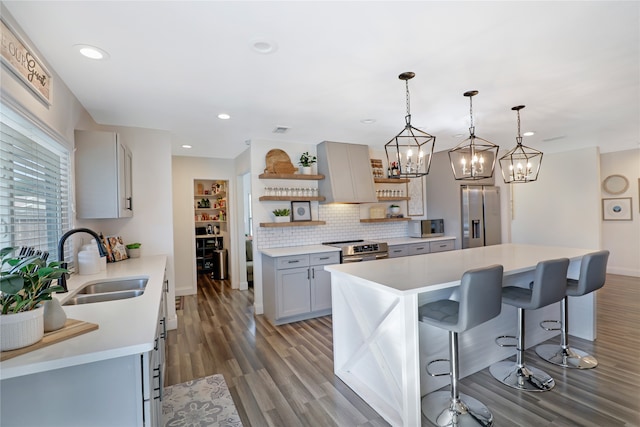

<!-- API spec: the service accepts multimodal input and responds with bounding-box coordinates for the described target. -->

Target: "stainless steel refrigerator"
[461,185,502,249]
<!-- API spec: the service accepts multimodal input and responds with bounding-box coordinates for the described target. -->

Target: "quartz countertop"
[0,255,167,380]
[379,236,456,246]
[260,245,340,258]
[325,243,592,295]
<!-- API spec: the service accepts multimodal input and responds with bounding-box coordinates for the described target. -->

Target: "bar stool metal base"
[489,361,555,392]
[535,344,598,369]
[422,391,493,427]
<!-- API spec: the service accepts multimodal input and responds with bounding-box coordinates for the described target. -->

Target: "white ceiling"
[3,1,639,160]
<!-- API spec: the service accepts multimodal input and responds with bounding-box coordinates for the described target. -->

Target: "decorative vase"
[0,305,45,351]
[43,298,67,332]
[274,216,290,223]
[300,166,312,175]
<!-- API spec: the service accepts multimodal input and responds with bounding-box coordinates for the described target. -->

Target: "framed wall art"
[291,201,311,221]
[602,197,632,221]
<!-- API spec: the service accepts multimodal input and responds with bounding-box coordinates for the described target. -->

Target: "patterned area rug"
[163,374,243,427]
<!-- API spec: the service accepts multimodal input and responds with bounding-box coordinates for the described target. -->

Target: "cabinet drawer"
[310,252,340,266]
[276,255,310,269]
[408,243,430,256]
[430,240,455,253]
[388,245,408,258]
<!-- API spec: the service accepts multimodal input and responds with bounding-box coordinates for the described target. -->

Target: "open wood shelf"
[374,178,409,184]
[259,196,325,202]
[259,221,326,228]
[259,173,325,180]
[360,217,411,223]
[377,197,410,201]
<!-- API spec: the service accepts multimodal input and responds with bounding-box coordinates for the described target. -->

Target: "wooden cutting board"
[1,318,99,361]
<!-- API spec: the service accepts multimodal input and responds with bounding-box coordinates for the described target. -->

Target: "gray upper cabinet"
[316,141,377,203]
[75,130,133,219]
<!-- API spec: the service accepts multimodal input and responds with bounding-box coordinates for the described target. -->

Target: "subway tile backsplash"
[256,204,408,249]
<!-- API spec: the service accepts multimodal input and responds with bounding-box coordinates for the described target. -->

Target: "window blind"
[0,103,72,262]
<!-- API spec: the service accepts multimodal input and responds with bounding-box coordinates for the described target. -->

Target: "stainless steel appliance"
[461,185,502,249]
[322,240,389,263]
[408,219,444,238]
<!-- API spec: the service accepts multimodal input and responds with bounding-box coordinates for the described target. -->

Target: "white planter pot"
[127,247,141,258]
[390,207,401,215]
[0,305,45,351]
[300,166,312,175]
[274,216,290,223]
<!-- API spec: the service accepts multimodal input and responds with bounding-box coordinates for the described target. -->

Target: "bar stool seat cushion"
[501,286,534,308]
[419,300,459,328]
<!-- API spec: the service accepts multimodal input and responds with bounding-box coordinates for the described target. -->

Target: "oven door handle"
[375,253,389,260]
[343,257,364,263]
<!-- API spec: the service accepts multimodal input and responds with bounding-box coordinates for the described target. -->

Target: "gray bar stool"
[419,264,504,427]
[536,250,609,369]
[489,258,569,392]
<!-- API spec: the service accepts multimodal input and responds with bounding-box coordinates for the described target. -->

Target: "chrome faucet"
[57,228,108,292]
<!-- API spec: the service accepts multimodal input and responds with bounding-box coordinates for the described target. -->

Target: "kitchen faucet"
[57,228,108,292]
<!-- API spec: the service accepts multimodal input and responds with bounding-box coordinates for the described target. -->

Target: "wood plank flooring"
[166,274,640,426]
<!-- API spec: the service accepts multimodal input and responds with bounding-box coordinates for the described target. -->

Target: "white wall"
[511,147,601,250]
[600,149,640,276]
[171,156,239,295]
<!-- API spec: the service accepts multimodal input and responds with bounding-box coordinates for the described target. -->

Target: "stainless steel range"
[322,239,389,263]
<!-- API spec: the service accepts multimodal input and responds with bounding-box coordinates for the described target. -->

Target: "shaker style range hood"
[316,141,378,203]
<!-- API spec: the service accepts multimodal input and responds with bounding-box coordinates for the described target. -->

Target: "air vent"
[542,135,566,142]
[273,126,290,134]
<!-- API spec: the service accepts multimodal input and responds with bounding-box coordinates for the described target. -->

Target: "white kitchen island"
[325,244,596,427]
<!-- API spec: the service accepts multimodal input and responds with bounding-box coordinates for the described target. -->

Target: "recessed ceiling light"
[181,144,192,149]
[217,113,231,120]
[74,44,110,60]
[250,38,278,54]
[523,131,535,136]
[360,119,376,124]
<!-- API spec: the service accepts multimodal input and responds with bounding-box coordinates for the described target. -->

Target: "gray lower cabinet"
[388,240,455,258]
[263,251,340,325]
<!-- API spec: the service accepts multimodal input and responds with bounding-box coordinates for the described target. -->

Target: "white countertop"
[380,236,456,246]
[325,243,593,295]
[261,244,340,257]
[0,255,167,380]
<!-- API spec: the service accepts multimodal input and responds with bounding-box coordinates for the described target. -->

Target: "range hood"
[316,141,378,203]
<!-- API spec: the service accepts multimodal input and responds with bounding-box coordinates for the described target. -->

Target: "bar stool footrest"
[539,319,561,331]
[495,335,517,348]
[426,358,450,377]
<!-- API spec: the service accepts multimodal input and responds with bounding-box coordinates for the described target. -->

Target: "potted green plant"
[389,204,401,215]
[126,243,142,258]
[298,152,317,175]
[272,208,291,223]
[0,247,67,351]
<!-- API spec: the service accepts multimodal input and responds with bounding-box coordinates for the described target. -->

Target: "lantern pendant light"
[499,105,543,183]
[448,90,499,180]
[384,72,435,178]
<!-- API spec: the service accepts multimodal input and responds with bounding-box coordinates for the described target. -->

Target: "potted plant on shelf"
[272,208,291,223]
[126,243,142,258]
[298,152,317,175]
[0,247,67,351]
[389,204,401,215]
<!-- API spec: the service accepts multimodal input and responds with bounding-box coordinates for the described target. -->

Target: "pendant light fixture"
[499,105,543,183]
[448,90,499,180]
[384,72,435,178]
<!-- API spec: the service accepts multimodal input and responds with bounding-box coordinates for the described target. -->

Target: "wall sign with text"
[1,18,52,104]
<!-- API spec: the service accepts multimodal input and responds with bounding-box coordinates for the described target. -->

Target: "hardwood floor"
[166,274,640,426]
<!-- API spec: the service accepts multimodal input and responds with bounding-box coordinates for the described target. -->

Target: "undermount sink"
[63,289,145,306]
[63,278,149,305]
[76,278,148,295]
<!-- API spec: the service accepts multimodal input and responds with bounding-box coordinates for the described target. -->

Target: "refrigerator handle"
[472,219,481,239]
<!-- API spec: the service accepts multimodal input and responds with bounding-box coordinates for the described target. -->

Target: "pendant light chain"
[405,79,411,124]
[468,94,475,132]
